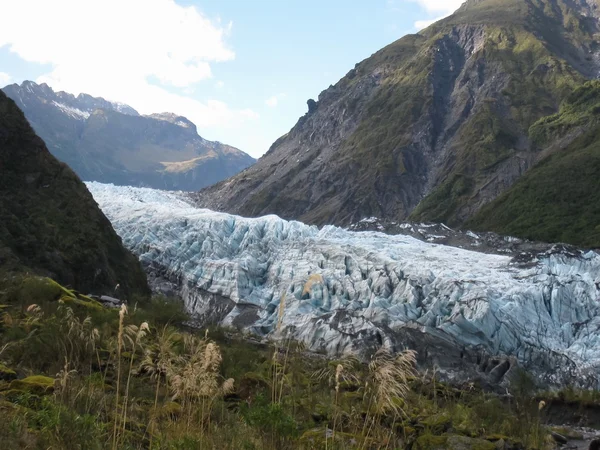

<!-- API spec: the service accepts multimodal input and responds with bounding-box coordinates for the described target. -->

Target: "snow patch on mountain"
[52,101,90,120]
[109,101,139,116]
[87,182,600,386]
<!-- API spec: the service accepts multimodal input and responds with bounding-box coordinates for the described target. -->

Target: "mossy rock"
[0,363,17,381]
[61,296,104,312]
[421,412,453,434]
[415,434,496,450]
[414,434,448,450]
[10,375,55,395]
[20,277,72,303]
[550,427,584,440]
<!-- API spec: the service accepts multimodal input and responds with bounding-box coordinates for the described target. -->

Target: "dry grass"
[367,348,416,416]
[0,281,559,449]
[121,322,150,443]
[302,274,324,296]
[112,304,128,450]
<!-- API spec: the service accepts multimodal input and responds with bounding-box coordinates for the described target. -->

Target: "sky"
[0,0,464,158]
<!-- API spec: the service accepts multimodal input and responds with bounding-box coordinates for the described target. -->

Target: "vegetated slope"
[467,81,600,248]
[0,90,149,297]
[2,81,255,191]
[194,0,600,246]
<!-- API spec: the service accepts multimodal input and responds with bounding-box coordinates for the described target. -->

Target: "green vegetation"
[467,82,600,248]
[403,1,597,235]
[1,276,593,449]
[529,80,600,146]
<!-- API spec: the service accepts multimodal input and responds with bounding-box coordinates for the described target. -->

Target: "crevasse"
[87,182,600,386]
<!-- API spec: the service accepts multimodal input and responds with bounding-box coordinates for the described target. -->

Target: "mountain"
[2,81,255,191]
[0,90,149,297]
[194,0,600,248]
[89,182,600,387]
[466,80,600,247]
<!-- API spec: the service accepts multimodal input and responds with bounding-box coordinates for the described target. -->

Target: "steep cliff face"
[2,81,255,191]
[194,0,600,246]
[0,91,149,297]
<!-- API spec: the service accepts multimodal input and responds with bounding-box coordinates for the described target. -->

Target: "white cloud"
[414,16,445,30]
[265,93,286,108]
[0,0,256,129]
[0,72,11,86]
[215,81,225,89]
[397,0,464,30]
[265,96,279,108]
[408,0,464,14]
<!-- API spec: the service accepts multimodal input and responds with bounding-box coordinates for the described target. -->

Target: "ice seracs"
[87,182,600,387]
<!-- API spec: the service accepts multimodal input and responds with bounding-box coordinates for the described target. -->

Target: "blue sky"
[0,0,463,157]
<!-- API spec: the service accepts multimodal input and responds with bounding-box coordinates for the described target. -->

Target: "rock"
[550,431,568,445]
[307,99,318,114]
[9,375,55,395]
[415,434,496,450]
[89,294,123,308]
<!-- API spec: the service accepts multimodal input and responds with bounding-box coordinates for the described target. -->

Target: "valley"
[1,0,600,448]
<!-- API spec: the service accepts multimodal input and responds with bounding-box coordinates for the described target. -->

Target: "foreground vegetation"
[0,276,597,449]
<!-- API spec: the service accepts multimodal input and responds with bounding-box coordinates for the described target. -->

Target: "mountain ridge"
[193,0,600,248]
[0,90,149,297]
[2,81,255,191]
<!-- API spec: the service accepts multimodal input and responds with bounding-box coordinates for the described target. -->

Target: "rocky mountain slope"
[467,80,600,247]
[194,0,600,248]
[0,91,149,297]
[2,81,255,191]
[89,182,600,387]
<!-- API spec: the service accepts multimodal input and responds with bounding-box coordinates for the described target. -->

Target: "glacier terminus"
[87,182,600,388]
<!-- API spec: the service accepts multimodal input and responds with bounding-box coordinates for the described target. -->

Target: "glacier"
[87,182,600,387]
